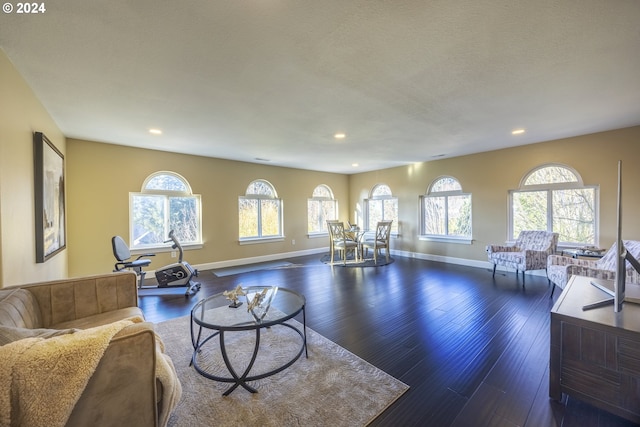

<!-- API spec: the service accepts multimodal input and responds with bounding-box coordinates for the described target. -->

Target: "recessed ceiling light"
[334,133,346,139]
[255,157,271,162]
[149,128,162,135]
[512,129,525,135]
[431,154,446,158]
[352,163,359,167]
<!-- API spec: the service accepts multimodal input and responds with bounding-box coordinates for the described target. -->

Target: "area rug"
[155,315,408,426]
[320,254,394,267]
[212,261,294,277]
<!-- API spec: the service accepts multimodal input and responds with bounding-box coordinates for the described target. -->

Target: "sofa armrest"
[547,254,569,267]
[547,255,598,268]
[486,244,517,254]
[523,248,552,257]
[17,272,139,328]
[66,322,158,427]
[566,265,616,281]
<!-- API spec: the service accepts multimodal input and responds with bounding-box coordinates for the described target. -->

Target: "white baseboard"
[158,247,546,278]
[392,249,489,269]
[191,247,327,273]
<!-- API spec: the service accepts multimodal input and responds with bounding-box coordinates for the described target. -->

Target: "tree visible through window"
[239,180,282,240]
[420,176,472,239]
[365,184,398,233]
[308,184,337,234]
[510,164,597,245]
[130,171,201,249]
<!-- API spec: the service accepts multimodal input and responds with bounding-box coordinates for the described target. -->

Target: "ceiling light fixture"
[512,129,525,135]
[352,163,359,167]
[334,133,346,139]
[149,128,162,135]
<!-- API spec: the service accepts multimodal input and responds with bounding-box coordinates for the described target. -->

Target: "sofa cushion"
[491,251,525,264]
[16,273,139,328]
[0,289,42,329]
[51,307,144,330]
[0,325,77,346]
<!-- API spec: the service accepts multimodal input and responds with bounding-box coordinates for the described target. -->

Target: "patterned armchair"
[547,240,640,296]
[487,230,559,285]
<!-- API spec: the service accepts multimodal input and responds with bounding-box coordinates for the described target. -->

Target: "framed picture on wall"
[34,132,66,263]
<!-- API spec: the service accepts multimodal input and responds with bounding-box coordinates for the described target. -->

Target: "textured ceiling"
[1,0,639,174]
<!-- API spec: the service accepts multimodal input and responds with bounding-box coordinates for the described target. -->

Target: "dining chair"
[361,220,393,264]
[327,221,359,265]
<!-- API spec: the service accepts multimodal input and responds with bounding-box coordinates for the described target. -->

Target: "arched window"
[239,179,283,241]
[307,184,337,234]
[509,164,598,245]
[130,171,202,249]
[364,184,398,233]
[420,176,472,241]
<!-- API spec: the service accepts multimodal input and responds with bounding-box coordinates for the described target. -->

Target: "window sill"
[131,243,203,254]
[419,235,473,245]
[307,233,329,239]
[239,236,285,245]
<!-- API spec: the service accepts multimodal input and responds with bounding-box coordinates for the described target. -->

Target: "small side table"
[190,286,307,395]
[561,248,605,259]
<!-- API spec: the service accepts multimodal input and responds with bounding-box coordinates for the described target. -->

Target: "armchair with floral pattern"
[547,240,640,296]
[487,230,559,285]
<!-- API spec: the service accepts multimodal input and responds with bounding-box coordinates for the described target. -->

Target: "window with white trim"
[130,171,202,250]
[509,164,598,245]
[239,179,283,241]
[364,184,398,234]
[420,176,472,241]
[307,184,337,234]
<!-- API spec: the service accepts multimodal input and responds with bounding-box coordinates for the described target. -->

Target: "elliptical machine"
[154,230,201,296]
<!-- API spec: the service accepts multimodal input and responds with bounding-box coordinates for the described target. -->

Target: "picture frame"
[34,132,66,263]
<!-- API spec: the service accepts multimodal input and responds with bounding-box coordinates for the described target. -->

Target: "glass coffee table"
[190,286,307,395]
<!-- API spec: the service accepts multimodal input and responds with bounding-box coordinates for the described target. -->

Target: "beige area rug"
[155,315,409,426]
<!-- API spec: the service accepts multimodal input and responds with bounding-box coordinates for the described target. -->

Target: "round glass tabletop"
[191,286,305,331]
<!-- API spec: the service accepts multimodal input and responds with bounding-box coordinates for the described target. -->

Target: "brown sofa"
[0,272,180,427]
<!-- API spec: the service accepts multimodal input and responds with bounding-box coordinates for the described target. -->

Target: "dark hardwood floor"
[138,255,639,427]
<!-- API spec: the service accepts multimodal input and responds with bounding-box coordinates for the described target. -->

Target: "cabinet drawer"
[618,338,640,376]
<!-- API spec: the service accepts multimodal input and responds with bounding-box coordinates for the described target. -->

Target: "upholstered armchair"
[547,240,640,296]
[487,230,559,285]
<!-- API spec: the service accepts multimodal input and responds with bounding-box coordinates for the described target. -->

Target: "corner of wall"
[0,49,68,287]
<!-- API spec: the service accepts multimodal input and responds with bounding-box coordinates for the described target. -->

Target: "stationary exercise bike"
[154,230,201,296]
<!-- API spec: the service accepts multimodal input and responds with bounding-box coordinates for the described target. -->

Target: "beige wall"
[3,46,640,286]
[67,127,640,278]
[349,127,640,265]
[66,139,349,277]
[0,49,67,287]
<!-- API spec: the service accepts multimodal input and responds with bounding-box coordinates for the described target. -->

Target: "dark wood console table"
[550,275,640,423]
